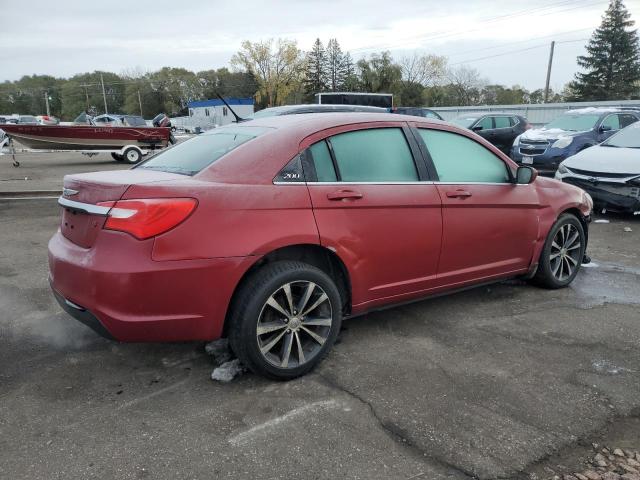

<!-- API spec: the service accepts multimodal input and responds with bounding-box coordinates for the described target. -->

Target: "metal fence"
[431,99,640,126]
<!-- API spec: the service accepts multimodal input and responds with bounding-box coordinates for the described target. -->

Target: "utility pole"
[44,91,51,117]
[80,84,90,111]
[544,41,555,103]
[137,90,143,116]
[100,74,108,114]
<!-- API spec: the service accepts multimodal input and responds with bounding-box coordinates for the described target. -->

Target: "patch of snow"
[623,227,633,232]
[594,219,610,224]
[521,128,570,141]
[204,338,233,364]
[581,262,599,268]
[592,359,634,375]
[211,359,245,382]
[566,107,621,114]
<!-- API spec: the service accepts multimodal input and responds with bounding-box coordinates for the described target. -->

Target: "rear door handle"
[327,190,363,201]
[445,190,472,199]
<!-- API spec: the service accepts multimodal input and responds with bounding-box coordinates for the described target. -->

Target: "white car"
[555,122,640,214]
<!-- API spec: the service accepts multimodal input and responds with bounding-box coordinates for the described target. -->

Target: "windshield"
[450,116,479,128]
[136,126,270,175]
[602,123,640,148]
[544,114,600,132]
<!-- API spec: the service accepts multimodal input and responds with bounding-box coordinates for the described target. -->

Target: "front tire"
[531,213,585,289]
[228,261,342,380]
[122,147,142,164]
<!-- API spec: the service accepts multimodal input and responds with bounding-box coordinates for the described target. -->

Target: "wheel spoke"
[266,295,291,319]
[550,251,561,260]
[302,317,332,327]
[280,333,293,368]
[565,230,579,248]
[260,329,287,354]
[563,257,572,277]
[301,293,329,316]
[551,241,561,251]
[567,242,581,251]
[566,255,578,266]
[297,282,316,313]
[294,331,305,364]
[300,325,326,345]
[257,322,287,336]
[552,258,562,277]
[282,283,295,315]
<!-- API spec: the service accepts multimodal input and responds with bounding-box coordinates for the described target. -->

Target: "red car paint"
[48,113,591,342]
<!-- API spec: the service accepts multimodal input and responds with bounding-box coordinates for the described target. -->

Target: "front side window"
[419,129,510,183]
[320,128,418,182]
[475,117,493,130]
[601,114,620,130]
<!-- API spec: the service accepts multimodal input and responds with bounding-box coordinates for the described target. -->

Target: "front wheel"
[228,261,342,380]
[531,213,585,289]
[122,147,142,164]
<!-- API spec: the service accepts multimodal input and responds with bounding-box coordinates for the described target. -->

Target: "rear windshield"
[136,126,269,175]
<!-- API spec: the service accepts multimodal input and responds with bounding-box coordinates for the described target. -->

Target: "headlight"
[513,135,521,146]
[557,163,569,174]
[552,136,573,149]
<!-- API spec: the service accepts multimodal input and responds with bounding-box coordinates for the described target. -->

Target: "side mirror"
[516,166,537,184]
[472,125,483,131]
[599,125,612,132]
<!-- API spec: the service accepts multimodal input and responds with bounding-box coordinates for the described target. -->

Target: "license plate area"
[61,207,104,248]
[522,156,534,164]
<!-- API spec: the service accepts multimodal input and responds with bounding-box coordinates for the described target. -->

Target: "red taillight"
[97,198,197,240]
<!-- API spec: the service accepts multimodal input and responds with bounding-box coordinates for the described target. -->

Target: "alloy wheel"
[256,281,333,369]
[549,223,582,281]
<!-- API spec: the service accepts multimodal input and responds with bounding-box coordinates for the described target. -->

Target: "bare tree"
[446,65,487,106]
[231,38,304,107]
[400,53,447,87]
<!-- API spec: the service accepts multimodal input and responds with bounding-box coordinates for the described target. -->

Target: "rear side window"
[309,140,337,182]
[326,128,418,182]
[137,126,269,176]
[419,129,510,183]
[494,116,510,128]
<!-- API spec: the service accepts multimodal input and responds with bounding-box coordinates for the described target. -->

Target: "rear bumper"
[48,229,256,342]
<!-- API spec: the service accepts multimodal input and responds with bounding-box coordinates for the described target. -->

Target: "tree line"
[1,0,638,120]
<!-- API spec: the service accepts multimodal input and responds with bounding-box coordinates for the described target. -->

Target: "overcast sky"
[2,0,639,91]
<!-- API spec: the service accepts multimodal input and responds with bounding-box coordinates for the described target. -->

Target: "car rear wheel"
[228,261,342,380]
[531,213,585,289]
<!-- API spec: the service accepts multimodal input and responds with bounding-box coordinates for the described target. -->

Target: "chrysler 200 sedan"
[49,113,593,380]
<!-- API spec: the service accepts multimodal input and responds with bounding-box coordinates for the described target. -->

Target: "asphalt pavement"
[1,154,639,480]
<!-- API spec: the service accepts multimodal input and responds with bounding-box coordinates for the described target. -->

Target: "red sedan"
[49,113,593,379]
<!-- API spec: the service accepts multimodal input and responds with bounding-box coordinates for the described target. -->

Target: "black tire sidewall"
[230,262,342,380]
[536,214,585,288]
[123,147,141,164]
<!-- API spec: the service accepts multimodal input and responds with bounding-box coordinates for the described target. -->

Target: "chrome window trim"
[58,196,111,216]
[273,181,522,186]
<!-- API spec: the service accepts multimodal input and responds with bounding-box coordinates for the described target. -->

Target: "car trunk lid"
[60,169,188,248]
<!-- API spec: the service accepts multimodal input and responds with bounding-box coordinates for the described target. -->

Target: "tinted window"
[475,117,493,130]
[494,116,510,128]
[451,116,479,128]
[619,114,638,129]
[602,114,620,130]
[137,126,269,176]
[419,129,510,183]
[545,114,599,131]
[329,128,418,182]
[309,140,337,182]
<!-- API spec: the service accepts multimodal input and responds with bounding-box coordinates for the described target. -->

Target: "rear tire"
[531,213,585,289]
[122,147,142,164]
[228,261,342,380]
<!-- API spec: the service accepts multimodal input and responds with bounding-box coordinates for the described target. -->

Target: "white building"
[183,97,254,131]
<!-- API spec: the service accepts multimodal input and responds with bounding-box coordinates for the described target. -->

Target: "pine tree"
[326,39,345,91]
[569,0,640,100]
[304,38,328,97]
[341,52,359,91]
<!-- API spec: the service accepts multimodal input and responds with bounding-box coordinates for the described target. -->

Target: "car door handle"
[327,190,363,201]
[445,190,472,198]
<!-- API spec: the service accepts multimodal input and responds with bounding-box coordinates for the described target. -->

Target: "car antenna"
[215,93,245,123]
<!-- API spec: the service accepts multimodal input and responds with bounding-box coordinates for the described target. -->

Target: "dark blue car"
[510,108,640,174]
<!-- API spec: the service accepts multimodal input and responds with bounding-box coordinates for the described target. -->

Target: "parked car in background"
[247,104,388,120]
[17,115,39,125]
[511,108,640,174]
[93,114,148,127]
[555,122,640,214]
[392,107,443,120]
[450,113,530,154]
[36,115,60,125]
[49,112,592,380]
